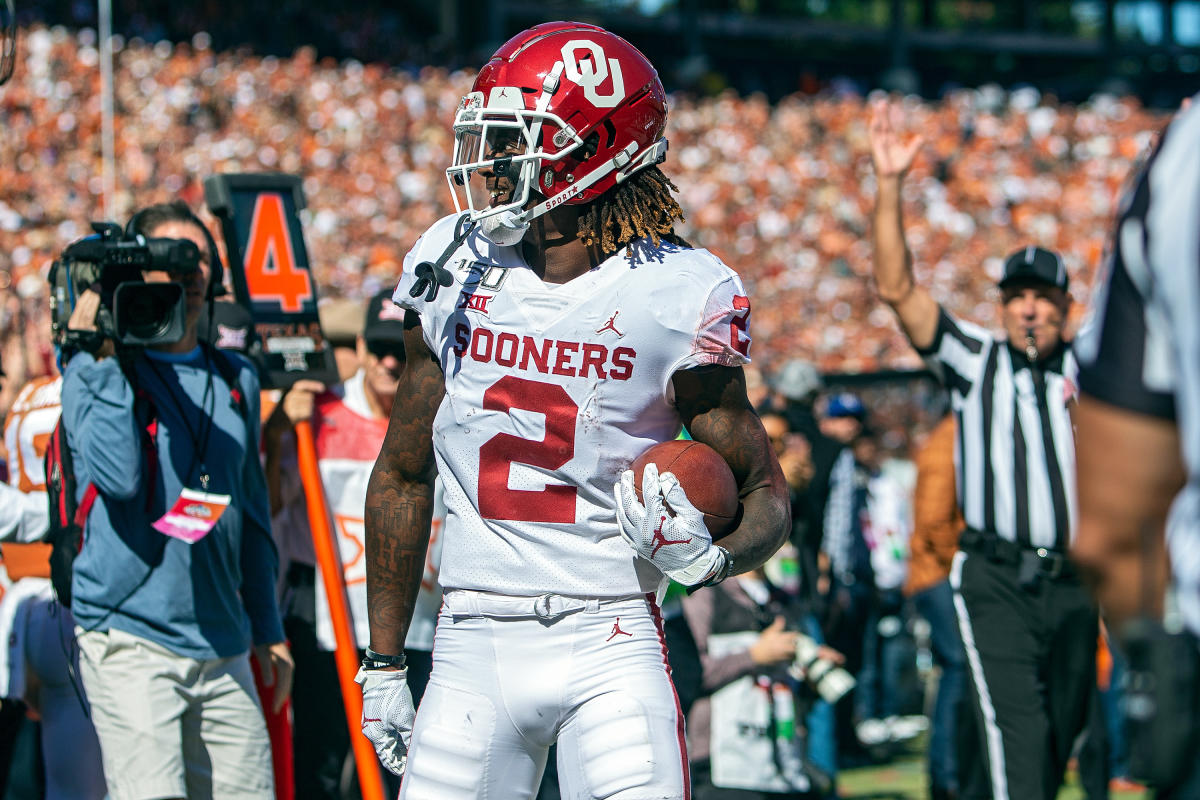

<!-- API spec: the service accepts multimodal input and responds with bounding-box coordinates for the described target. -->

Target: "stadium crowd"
[0,24,1172,393]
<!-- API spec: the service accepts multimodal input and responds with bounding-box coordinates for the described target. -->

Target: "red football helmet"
[446,21,669,237]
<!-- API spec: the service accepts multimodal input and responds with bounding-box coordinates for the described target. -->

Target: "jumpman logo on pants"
[607,617,633,641]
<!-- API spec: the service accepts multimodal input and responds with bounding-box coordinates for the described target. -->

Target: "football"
[630,439,741,539]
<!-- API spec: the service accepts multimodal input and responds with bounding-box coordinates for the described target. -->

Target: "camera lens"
[114,282,184,343]
[123,287,173,339]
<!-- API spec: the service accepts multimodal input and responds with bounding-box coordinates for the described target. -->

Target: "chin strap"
[514,137,668,231]
[410,213,475,302]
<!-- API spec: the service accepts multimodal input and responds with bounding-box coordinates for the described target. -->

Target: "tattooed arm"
[365,321,445,658]
[673,365,791,573]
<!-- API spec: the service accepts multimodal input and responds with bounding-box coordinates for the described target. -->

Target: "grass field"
[837,738,1150,799]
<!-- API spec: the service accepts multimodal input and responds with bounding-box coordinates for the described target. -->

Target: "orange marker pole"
[294,419,386,800]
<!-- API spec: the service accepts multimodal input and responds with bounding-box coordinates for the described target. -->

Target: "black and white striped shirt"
[921,309,1077,551]
[1076,96,1200,638]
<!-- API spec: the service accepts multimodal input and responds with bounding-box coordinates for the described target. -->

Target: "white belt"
[443,589,645,621]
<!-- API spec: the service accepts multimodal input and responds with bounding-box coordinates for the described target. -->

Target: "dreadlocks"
[577,166,690,256]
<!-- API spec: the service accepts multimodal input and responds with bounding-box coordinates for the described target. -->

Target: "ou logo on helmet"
[559,39,626,109]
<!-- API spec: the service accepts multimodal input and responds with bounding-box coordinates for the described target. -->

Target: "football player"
[1,373,108,798]
[358,21,791,798]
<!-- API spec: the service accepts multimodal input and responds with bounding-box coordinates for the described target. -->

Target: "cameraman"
[61,201,291,800]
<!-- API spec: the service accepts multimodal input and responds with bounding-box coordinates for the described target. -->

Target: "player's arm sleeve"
[237,365,286,645]
[672,274,753,373]
[915,306,990,396]
[60,353,143,500]
[1077,107,1200,421]
[1076,253,1175,419]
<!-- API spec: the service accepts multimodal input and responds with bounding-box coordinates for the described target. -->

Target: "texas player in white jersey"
[0,374,107,798]
[1,376,58,544]
[356,21,791,800]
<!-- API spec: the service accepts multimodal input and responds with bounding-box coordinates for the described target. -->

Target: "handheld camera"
[49,221,201,350]
[789,633,856,704]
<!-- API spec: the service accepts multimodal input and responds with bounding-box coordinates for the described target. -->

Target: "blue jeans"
[854,588,910,723]
[1099,635,1130,780]
[803,613,837,788]
[914,580,966,793]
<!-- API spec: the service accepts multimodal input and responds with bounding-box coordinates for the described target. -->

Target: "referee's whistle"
[1024,327,1038,362]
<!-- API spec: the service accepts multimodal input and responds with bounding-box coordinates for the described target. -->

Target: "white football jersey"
[394,215,753,597]
[5,376,62,494]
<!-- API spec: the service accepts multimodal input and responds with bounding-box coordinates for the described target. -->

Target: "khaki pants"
[76,627,273,800]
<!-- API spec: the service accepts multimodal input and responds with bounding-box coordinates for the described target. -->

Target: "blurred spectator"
[844,428,920,754]
[816,393,876,762]
[1095,628,1142,794]
[819,392,870,609]
[768,362,841,611]
[318,297,367,382]
[760,413,836,796]
[683,559,844,799]
[903,412,968,800]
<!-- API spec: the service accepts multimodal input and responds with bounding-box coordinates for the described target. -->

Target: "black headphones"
[125,203,226,300]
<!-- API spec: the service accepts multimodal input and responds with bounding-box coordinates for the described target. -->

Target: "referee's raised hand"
[868,97,924,179]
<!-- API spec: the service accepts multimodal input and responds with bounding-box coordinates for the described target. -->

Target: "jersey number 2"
[730,295,751,356]
[478,376,578,522]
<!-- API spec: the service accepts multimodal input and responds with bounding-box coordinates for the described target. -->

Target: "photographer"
[60,201,291,800]
[683,561,846,800]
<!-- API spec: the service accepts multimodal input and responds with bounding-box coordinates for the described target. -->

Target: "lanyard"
[145,350,217,490]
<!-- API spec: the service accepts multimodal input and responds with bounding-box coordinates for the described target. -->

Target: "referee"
[1074,97,1200,797]
[865,99,1097,800]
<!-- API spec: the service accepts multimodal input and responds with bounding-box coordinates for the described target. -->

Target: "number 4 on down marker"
[244,193,313,313]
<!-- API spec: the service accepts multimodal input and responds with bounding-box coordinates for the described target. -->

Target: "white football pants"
[399,590,690,799]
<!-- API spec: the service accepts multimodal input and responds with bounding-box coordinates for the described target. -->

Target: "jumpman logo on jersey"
[607,617,633,641]
[650,515,692,557]
[596,310,625,338]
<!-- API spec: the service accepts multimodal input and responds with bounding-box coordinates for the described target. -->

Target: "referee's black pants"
[950,547,1099,800]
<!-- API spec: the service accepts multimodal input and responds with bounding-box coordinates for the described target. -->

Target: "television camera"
[49,221,202,351]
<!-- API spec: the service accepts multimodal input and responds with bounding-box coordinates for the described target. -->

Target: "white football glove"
[355,666,414,776]
[614,462,726,587]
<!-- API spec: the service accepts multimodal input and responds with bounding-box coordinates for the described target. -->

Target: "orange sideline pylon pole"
[251,650,294,800]
[294,419,386,800]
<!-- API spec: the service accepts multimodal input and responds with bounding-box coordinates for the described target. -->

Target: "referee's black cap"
[999,246,1069,292]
